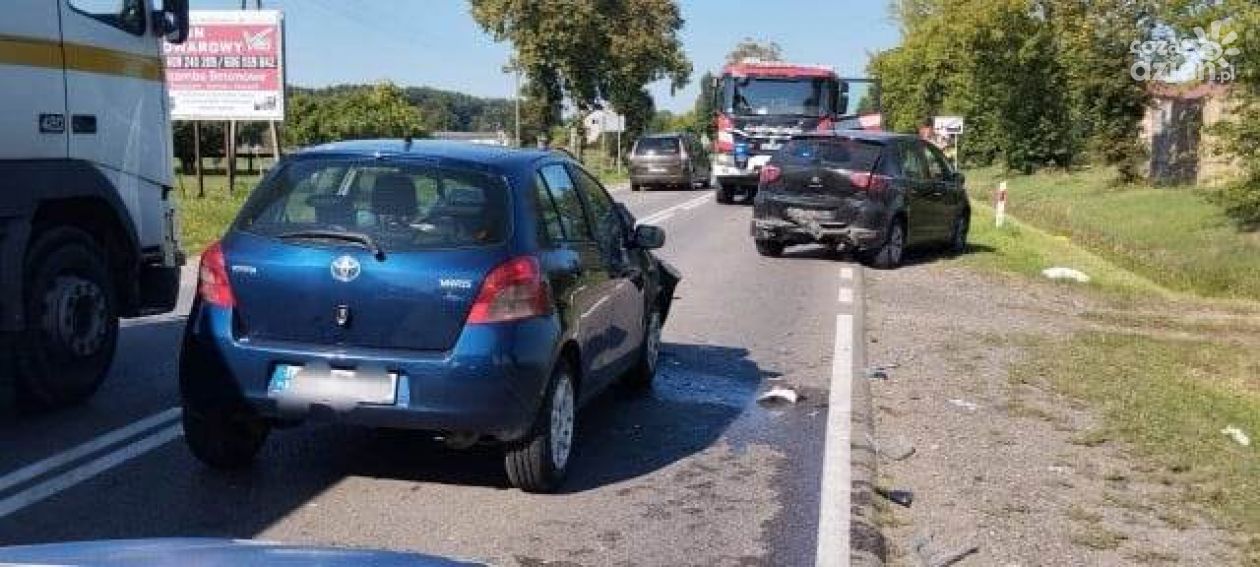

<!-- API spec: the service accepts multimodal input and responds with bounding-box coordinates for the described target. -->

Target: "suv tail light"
[467,256,552,324]
[849,172,890,192]
[760,164,782,185]
[198,241,236,308]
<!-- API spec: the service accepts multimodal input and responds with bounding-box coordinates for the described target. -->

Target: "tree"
[725,38,783,64]
[469,0,692,151]
[692,71,717,138]
[283,83,426,147]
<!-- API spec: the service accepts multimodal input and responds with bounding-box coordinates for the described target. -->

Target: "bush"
[1213,177,1260,231]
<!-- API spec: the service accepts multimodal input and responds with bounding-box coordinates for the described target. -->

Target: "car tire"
[182,401,270,470]
[631,184,642,192]
[755,239,784,258]
[624,308,663,390]
[862,218,906,270]
[716,185,734,204]
[13,227,118,411]
[505,361,576,493]
[948,212,970,255]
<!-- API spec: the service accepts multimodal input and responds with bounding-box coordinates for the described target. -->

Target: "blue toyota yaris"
[180,140,679,492]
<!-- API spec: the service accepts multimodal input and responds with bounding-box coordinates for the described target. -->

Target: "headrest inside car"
[371,174,418,216]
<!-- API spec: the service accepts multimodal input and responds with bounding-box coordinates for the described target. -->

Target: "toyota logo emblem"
[330,255,361,283]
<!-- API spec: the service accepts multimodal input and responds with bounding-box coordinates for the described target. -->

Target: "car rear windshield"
[234,159,511,251]
[634,137,681,155]
[778,137,883,171]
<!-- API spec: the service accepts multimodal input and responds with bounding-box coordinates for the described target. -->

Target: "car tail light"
[198,240,236,308]
[760,164,782,185]
[817,117,835,131]
[849,172,890,192]
[467,256,552,324]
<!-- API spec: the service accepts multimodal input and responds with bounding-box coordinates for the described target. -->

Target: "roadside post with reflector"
[996,181,1008,228]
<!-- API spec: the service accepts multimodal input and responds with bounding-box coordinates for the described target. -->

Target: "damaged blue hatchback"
[180,140,679,492]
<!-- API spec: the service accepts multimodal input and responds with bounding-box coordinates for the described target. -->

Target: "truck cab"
[0,0,189,411]
[710,60,878,204]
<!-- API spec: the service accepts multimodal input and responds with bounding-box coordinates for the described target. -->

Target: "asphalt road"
[0,184,865,566]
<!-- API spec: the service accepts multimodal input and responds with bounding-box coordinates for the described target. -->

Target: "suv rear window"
[235,159,511,250]
[634,137,681,155]
[778,137,883,171]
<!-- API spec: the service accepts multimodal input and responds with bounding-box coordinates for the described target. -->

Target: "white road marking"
[0,422,184,519]
[840,267,855,281]
[0,407,181,495]
[816,312,855,567]
[636,194,711,226]
[838,287,853,304]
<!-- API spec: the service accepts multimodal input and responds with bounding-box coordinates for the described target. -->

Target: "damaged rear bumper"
[751,218,881,249]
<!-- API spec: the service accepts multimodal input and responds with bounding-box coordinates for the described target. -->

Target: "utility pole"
[502,59,521,148]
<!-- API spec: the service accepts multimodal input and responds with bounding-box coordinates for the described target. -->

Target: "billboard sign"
[164,10,285,121]
[933,116,965,135]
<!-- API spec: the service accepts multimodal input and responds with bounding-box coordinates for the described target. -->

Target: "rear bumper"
[180,302,559,442]
[751,194,889,249]
[631,172,691,185]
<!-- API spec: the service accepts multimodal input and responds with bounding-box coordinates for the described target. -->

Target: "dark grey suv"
[750,132,970,268]
[629,133,710,191]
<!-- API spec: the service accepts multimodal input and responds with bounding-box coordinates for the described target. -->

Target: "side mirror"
[836,82,850,116]
[952,171,966,185]
[633,225,666,250]
[156,0,190,44]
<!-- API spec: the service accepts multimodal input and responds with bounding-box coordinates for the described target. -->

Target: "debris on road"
[1041,266,1091,283]
[947,398,979,412]
[757,387,800,405]
[910,532,980,567]
[876,486,914,508]
[1221,425,1251,447]
[866,365,895,380]
[879,435,916,461]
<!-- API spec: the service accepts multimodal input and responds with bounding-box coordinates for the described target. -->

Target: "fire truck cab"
[710,60,878,204]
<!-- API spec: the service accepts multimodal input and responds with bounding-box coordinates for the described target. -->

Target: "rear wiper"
[276,229,386,260]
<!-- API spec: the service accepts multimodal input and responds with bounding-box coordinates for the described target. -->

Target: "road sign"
[934,116,965,135]
[164,10,286,121]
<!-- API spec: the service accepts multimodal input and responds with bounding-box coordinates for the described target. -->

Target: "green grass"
[951,200,1169,299]
[174,174,255,256]
[1017,332,1260,563]
[965,166,1260,300]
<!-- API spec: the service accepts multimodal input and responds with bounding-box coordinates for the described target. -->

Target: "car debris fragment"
[1221,425,1251,447]
[1041,266,1091,283]
[757,387,801,405]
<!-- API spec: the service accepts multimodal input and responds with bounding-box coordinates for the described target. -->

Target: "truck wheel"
[716,185,734,204]
[505,361,576,493]
[14,227,118,410]
[624,308,662,390]
[182,401,270,469]
[755,239,784,258]
[861,219,906,270]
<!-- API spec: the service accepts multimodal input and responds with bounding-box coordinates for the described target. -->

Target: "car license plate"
[648,166,667,173]
[787,208,835,221]
[761,141,782,151]
[269,364,398,406]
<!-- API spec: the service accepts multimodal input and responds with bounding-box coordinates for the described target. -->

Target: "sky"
[192,0,903,114]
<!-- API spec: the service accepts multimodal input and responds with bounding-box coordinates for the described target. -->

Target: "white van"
[0,0,189,410]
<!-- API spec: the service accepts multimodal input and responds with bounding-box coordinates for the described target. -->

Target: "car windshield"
[725,76,836,117]
[779,138,882,171]
[234,159,511,251]
[634,137,681,155]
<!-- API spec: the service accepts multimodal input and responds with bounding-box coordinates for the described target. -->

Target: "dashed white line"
[636,194,711,226]
[840,267,855,281]
[0,422,184,519]
[816,312,855,567]
[0,407,181,495]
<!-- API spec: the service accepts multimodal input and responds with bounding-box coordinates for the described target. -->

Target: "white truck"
[1,0,189,410]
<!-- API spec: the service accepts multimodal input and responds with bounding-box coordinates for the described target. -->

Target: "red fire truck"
[710,60,879,204]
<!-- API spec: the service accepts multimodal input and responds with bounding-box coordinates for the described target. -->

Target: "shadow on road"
[0,342,769,544]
